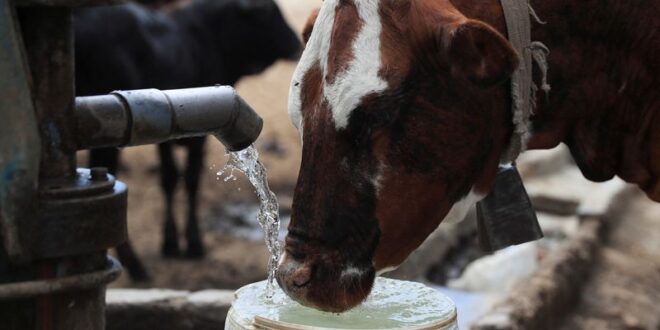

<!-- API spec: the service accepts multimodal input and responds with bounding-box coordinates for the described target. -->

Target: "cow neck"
[498,0,550,164]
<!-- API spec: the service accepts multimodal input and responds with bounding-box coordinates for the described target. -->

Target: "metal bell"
[476,164,543,252]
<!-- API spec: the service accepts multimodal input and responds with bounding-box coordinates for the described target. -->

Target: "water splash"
[218,145,282,298]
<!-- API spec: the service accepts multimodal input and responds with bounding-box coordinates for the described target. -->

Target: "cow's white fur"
[287,0,334,136]
[370,161,386,195]
[278,251,288,267]
[326,0,388,128]
[442,189,484,225]
[376,266,397,276]
[340,265,366,280]
[288,0,388,135]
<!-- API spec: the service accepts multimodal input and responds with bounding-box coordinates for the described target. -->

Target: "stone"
[106,288,234,330]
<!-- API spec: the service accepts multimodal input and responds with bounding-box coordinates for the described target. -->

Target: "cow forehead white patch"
[288,0,388,136]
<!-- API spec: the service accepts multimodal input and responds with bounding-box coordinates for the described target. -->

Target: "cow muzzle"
[276,252,376,312]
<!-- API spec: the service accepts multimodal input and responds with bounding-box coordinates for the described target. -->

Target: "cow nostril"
[291,266,312,288]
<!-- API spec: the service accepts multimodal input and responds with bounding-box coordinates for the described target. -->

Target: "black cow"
[75,0,300,281]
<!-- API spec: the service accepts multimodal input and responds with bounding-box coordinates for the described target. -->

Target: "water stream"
[218,145,282,298]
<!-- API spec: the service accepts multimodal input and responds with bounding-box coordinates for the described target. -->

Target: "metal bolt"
[90,167,108,182]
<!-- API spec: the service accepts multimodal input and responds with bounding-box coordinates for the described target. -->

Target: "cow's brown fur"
[295,0,520,271]
[282,0,518,312]
[371,0,520,269]
[453,0,660,200]
[280,0,660,312]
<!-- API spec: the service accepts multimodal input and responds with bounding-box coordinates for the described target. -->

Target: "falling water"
[218,145,282,298]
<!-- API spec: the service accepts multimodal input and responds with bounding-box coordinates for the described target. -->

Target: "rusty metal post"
[8,6,116,330]
[18,6,77,180]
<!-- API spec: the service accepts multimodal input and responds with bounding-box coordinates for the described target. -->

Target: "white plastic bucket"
[225,278,458,330]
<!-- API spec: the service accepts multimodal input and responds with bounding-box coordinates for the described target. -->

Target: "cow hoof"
[185,243,205,259]
[161,242,181,258]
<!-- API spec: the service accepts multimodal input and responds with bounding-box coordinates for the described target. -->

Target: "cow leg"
[89,148,120,175]
[158,142,180,257]
[184,137,205,258]
[115,241,151,282]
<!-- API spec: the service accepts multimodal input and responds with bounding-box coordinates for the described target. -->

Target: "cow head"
[277,0,519,312]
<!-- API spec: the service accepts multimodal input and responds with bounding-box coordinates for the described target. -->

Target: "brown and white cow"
[276,0,660,312]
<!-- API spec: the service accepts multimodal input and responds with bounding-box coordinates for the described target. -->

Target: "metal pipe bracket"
[33,168,127,258]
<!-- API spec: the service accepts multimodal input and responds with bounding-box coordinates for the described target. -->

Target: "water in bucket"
[226,277,458,330]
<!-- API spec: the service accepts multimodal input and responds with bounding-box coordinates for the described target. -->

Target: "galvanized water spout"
[75,86,262,152]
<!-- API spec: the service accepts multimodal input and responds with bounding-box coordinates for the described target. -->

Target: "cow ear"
[443,20,519,87]
[302,8,320,44]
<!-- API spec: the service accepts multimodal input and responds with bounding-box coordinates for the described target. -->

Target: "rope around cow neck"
[499,0,551,164]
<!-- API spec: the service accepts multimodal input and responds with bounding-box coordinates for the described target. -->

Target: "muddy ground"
[98,0,660,328]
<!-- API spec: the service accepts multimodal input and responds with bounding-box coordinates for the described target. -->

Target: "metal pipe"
[75,86,263,152]
[16,7,111,330]
[19,6,77,181]
[0,256,122,300]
